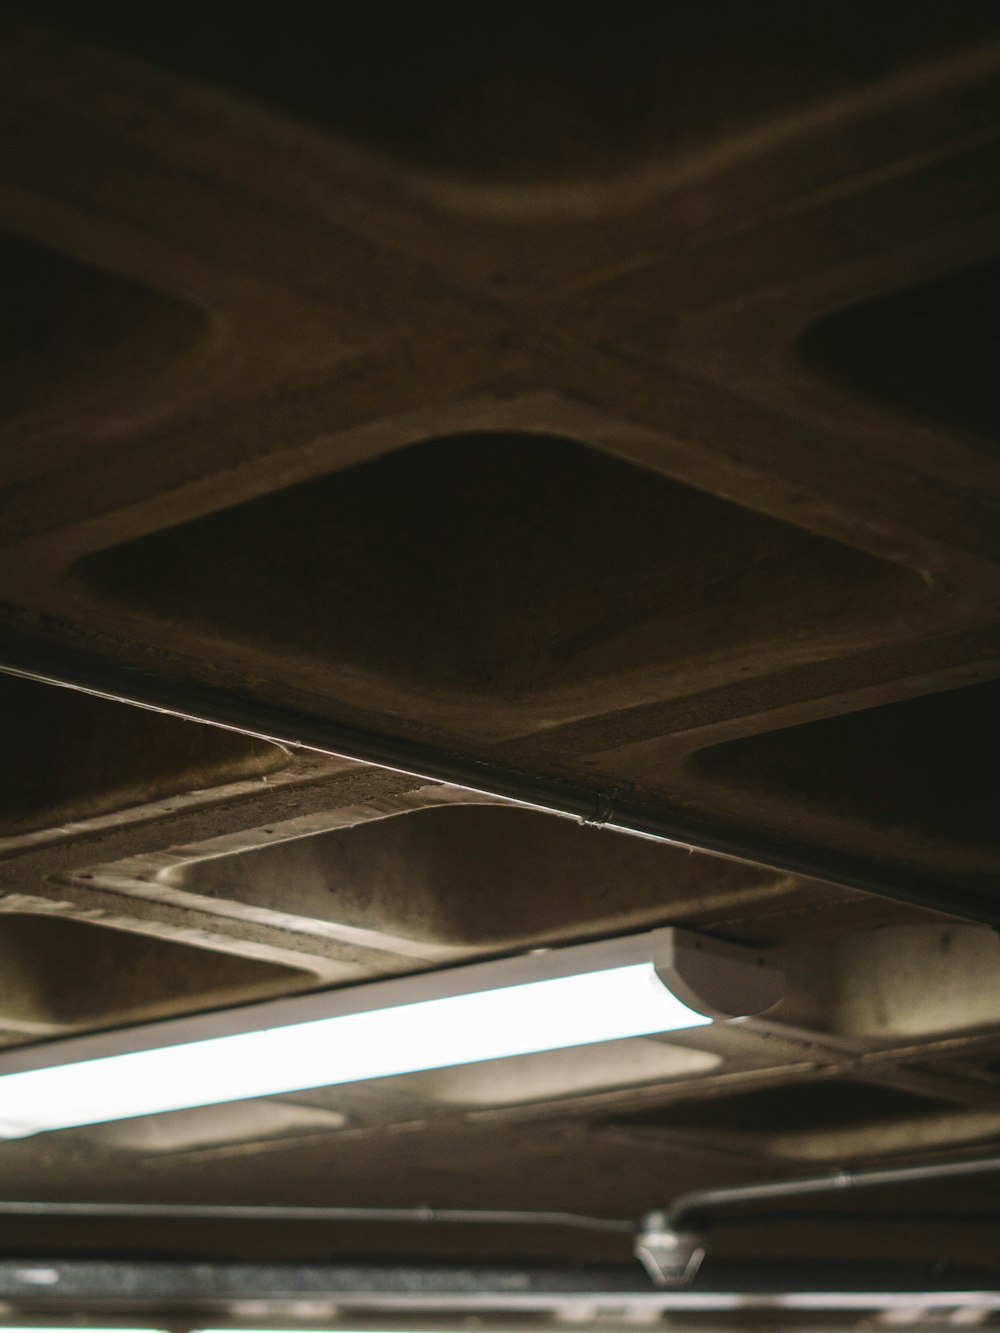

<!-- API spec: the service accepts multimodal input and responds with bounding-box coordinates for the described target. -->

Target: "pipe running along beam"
[0,634,994,926]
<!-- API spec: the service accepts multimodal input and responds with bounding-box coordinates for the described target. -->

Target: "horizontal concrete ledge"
[0,1258,997,1312]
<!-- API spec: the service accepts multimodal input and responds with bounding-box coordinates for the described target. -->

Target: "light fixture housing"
[0,927,780,1138]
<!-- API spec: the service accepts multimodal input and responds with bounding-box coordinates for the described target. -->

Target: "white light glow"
[0,963,707,1138]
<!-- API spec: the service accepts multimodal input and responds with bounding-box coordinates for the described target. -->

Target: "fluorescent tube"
[0,928,781,1140]
[0,963,707,1138]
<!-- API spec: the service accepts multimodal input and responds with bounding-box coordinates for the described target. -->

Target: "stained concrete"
[0,0,999,1298]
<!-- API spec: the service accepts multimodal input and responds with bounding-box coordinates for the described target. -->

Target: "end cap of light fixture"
[652,927,782,1019]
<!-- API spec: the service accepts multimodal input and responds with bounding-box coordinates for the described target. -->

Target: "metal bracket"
[634,1212,706,1287]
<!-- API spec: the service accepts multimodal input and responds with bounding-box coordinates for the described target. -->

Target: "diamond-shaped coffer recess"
[693,679,1000,864]
[163,803,790,950]
[802,258,1000,455]
[0,230,204,423]
[81,434,919,737]
[27,5,1000,177]
[0,674,287,836]
[0,914,311,1039]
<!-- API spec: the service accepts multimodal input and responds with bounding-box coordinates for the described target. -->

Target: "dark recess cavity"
[0,914,309,1030]
[0,231,203,423]
[80,433,915,714]
[0,673,287,835]
[802,258,1000,454]
[24,2,1000,177]
[694,680,1000,849]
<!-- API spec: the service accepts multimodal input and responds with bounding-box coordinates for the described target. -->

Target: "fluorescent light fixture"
[0,965,699,1137]
[0,928,780,1139]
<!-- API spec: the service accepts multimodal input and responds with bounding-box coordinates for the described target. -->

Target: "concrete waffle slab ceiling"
[0,1,999,1308]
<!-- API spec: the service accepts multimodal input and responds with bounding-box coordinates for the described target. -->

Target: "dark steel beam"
[0,633,995,925]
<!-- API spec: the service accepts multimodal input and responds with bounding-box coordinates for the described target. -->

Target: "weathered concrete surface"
[0,1,999,1291]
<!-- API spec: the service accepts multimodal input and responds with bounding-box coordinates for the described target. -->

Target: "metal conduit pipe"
[666,1153,1000,1232]
[0,1199,633,1234]
[635,1152,1000,1286]
[0,636,996,926]
[7,1155,1000,1288]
